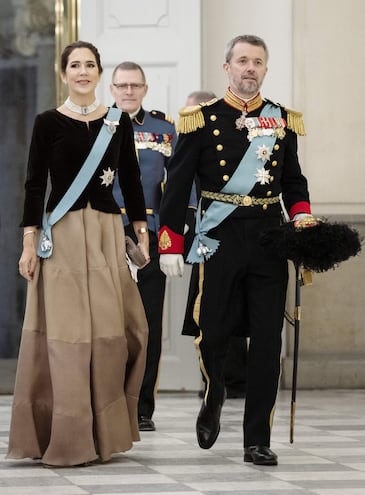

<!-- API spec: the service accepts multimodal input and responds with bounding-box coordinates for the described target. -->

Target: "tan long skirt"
[7,204,148,466]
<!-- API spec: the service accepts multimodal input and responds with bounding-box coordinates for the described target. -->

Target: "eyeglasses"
[112,83,145,90]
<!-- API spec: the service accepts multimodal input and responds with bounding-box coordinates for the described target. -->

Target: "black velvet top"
[21,109,146,227]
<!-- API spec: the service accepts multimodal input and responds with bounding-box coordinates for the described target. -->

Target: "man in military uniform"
[110,61,196,431]
[158,35,313,465]
[184,90,248,401]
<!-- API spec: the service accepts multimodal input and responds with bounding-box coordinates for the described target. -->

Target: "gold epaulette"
[285,107,306,136]
[177,105,204,134]
[177,98,218,134]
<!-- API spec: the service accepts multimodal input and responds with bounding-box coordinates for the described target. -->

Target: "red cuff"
[289,201,311,220]
[158,226,184,254]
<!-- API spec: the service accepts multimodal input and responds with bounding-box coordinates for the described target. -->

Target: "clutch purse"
[125,235,148,268]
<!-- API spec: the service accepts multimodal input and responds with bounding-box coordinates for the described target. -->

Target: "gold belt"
[121,208,154,215]
[201,190,280,207]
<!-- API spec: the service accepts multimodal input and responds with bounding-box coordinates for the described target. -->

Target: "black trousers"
[194,216,288,447]
[126,226,166,419]
[184,257,248,396]
[224,336,247,394]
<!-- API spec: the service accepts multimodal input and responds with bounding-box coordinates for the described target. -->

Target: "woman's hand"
[19,229,37,281]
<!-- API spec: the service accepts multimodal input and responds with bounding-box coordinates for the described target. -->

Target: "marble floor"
[1,389,365,494]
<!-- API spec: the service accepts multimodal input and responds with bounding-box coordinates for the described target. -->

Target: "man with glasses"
[110,61,196,432]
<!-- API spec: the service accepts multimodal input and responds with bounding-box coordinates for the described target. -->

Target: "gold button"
[272,160,278,166]
[210,115,217,121]
[263,204,268,210]
[274,144,280,150]
[223,175,229,181]
[216,144,223,151]
[219,160,226,166]
[270,176,274,182]
[241,196,252,206]
[213,129,220,136]
[267,190,272,197]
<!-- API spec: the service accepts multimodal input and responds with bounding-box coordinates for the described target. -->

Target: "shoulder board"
[266,99,305,136]
[177,98,218,134]
[150,110,175,125]
[199,97,219,108]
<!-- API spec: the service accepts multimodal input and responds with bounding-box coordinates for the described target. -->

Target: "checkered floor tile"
[1,389,365,494]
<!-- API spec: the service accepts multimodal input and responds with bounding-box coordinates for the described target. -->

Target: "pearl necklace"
[64,97,100,115]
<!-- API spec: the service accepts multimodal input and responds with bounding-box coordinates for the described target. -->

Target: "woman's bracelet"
[23,230,35,238]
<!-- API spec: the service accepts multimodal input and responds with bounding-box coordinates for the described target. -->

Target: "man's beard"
[238,78,259,97]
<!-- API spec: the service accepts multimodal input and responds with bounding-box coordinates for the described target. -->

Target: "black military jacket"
[158,90,311,254]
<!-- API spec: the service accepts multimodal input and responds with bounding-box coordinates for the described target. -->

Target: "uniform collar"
[224,88,263,113]
[132,107,145,125]
[112,102,145,124]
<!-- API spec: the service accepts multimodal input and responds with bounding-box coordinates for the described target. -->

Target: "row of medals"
[235,111,286,141]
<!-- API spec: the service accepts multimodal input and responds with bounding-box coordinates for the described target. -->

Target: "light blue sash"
[37,107,122,258]
[186,104,281,263]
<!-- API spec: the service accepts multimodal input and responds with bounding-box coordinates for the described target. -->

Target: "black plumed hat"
[261,219,362,273]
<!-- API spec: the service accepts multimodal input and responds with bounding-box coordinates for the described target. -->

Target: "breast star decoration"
[255,167,272,185]
[100,167,115,187]
[255,144,272,163]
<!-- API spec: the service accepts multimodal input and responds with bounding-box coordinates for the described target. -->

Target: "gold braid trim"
[176,98,218,134]
[285,107,306,136]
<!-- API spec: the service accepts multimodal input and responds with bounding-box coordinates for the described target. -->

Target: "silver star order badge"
[255,144,273,163]
[235,111,247,130]
[100,167,115,187]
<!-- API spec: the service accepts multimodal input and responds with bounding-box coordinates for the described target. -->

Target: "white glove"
[292,213,318,229]
[293,213,312,221]
[159,254,184,277]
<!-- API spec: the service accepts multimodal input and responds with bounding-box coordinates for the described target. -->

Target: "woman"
[7,41,149,467]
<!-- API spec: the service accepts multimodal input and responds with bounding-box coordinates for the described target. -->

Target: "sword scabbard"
[290,401,296,443]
